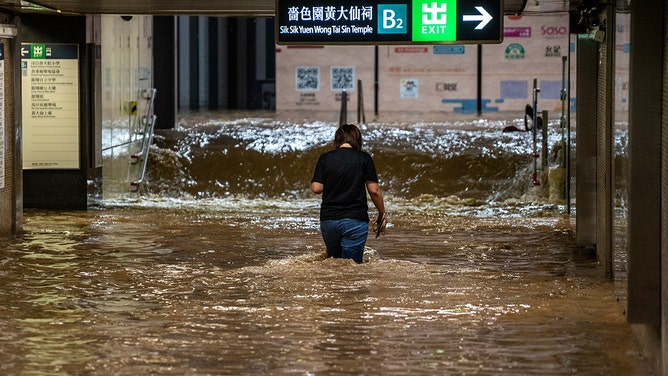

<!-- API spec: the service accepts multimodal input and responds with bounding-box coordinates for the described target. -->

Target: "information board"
[276,0,503,45]
[21,43,80,170]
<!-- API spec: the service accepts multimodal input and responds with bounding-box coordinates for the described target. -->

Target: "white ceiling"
[0,0,276,16]
[0,0,548,16]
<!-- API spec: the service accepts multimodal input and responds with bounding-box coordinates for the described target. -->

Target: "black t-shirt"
[311,148,379,222]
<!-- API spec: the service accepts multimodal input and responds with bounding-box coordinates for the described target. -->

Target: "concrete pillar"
[597,7,615,281]
[177,16,190,110]
[0,34,20,235]
[234,18,248,108]
[575,36,597,248]
[663,0,668,370]
[153,17,176,130]
[627,0,664,373]
[628,0,662,325]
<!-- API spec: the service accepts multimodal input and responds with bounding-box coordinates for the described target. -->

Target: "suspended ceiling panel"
[0,0,276,16]
[0,0,583,16]
[2,0,625,17]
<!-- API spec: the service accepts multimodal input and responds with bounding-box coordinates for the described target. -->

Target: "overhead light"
[19,0,60,13]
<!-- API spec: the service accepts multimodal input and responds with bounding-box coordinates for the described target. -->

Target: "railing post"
[541,110,549,188]
[339,90,347,126]
[531,79,540,186]
[129,88,157,191]
[357,79,365,124]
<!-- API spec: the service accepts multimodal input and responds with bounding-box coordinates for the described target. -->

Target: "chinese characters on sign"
[287,6,374,22]
[21,43,80,170]
[280,4,376,40]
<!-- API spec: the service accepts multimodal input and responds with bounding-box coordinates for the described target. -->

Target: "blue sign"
[433,45,465,54]
[377,4,408,34]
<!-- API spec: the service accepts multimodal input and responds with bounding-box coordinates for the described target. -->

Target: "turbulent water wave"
[131,113,569,217]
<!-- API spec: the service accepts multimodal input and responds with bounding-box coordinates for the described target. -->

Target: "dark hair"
[334,124,362,150]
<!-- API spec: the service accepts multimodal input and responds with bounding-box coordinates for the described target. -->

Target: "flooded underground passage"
[0,113,651,375]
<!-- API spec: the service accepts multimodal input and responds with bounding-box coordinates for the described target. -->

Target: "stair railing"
[129,88,157,191]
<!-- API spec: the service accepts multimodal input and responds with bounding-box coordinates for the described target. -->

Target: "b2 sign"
[276,0,503,45]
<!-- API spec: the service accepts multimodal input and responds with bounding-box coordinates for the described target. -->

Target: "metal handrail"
[130,88,157,162]
[130,88,157,189]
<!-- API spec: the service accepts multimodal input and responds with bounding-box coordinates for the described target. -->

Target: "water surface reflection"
[0,207,649,375]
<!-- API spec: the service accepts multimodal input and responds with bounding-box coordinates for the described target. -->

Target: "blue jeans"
[320,219,369,264]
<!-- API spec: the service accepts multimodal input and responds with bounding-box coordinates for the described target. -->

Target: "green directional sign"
[411,0,456,42]
[275,0,503,45]
[29,44,47,59]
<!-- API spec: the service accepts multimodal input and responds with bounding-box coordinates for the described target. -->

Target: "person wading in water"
[311,123,387,263]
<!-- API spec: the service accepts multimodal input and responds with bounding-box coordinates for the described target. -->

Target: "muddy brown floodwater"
[0,207,651,375]
[0,113,650,375]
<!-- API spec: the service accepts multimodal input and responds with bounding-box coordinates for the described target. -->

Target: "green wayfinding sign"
[21,43,80,170]
[276,0,503,45]
[411,0,456,42]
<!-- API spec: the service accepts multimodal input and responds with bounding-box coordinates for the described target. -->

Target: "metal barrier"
[338,79,365,126]
[129,88,157,191]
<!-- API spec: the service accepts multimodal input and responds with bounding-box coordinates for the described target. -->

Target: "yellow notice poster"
[21,43,79,170]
